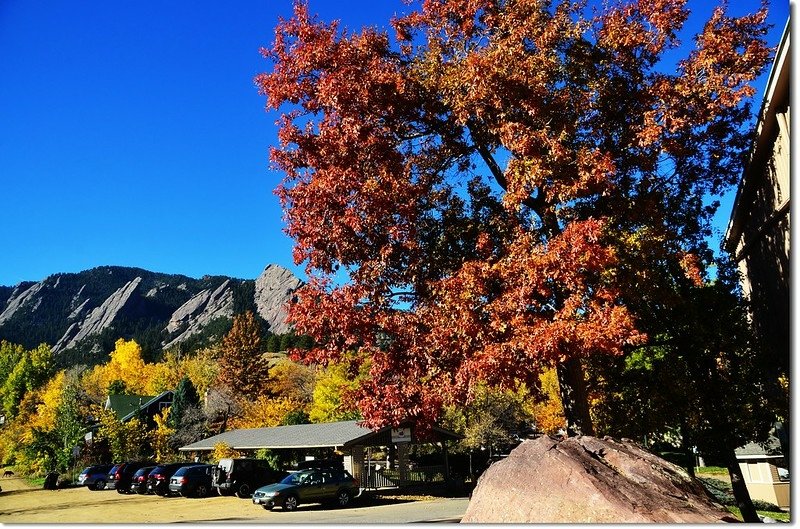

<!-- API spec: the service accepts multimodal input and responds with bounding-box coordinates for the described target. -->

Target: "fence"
[360,463,447,489]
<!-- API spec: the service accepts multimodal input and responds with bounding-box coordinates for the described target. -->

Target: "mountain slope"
[0,264,302,365]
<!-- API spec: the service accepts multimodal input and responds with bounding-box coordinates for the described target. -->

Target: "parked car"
[107,461,154,494]
[168,464,215,498]
[131,466,156,495]
[252,468,360,511]
[77,464,114,490]
[147,463,195,496]
[212,458,287,498]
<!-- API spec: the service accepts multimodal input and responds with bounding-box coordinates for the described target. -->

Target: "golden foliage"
[150,407,176,463]
[96,407,147,461]
[228,396,302,430]
[267,358,315,404]
[210,442,241,462]
[531,369,566,435]
[309,363,361,423]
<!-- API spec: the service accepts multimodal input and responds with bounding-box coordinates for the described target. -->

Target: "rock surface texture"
[254,264,303,334]
[0,264,304,359]
[163,280,235,348]
[461,435,736,523]
[54,277,143,352]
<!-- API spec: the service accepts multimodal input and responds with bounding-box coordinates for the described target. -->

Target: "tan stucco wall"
[739,461,790,509]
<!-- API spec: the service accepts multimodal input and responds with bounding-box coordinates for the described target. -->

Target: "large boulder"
[461,435,736,523]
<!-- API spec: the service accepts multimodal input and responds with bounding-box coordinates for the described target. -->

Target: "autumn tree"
[1,343,53,418]
[443,383,534,455]
[267,358,315,404]
[150,407,175,463]
[96,408,147,462]
[228,396,301,429]
[81,339,164,402]
[257,0,770,439]
[308,362,363,424]
[217,311,270,400]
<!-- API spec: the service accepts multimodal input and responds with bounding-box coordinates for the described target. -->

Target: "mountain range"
[0,264,303,366]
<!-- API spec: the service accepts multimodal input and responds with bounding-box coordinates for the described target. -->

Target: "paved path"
[228,497,469,523]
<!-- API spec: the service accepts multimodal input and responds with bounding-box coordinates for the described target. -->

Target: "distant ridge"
[0,264,303,365]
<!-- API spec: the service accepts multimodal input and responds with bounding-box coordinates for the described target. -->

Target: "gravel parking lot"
[0,477,468,523]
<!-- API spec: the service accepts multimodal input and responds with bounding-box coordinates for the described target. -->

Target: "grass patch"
[695,466,728,475]
[25,476,45,487]
[726,507,791,523]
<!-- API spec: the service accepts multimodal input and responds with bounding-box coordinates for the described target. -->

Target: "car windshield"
[280,471,313,485]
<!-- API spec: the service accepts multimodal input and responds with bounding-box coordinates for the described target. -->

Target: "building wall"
[738,460,790,508]
[725,23,790,381]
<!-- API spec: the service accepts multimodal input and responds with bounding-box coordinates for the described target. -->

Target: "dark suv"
[168,464,215,498]
[107,461,154,494]
[147,463,194,496]
[212,458,287,498]
[131,465,156,494]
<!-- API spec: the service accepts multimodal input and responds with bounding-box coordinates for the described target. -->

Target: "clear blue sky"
[0,0,789,286]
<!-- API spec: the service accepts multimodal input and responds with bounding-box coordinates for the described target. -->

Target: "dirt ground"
[0,475,465,524]
[0,476,269,523]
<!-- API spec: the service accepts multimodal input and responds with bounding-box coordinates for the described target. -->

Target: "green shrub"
[698,476,735,506]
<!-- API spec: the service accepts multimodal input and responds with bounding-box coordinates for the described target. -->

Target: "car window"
[281,471,310,485]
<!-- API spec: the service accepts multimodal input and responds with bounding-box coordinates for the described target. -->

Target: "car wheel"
[236,484,251,498]
[262,504,273,511]
[336,489,351,507]
[283,494,299,511]
[195,484,208,498]
[94,480,106,491]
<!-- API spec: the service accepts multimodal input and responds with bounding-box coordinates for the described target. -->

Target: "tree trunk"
[556,357,594,437]
[680,420,695,478]
[725,445,760,523]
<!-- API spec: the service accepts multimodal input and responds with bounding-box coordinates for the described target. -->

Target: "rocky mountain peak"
[254,264,303,335]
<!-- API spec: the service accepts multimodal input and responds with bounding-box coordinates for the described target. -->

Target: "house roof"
[178,420,461,452]
[735,436,783,459]
[105,391,173,422]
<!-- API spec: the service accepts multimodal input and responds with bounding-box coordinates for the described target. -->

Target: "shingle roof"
[735,436,783,458]
[179,420,370,451]
[178,420,461,451]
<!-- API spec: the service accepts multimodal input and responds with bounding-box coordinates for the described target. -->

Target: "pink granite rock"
[461,435,736,523]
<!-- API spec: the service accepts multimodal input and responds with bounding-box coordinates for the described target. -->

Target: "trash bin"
[43,472,59,490]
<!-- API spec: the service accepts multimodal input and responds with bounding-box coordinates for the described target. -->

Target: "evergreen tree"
[169,377,200,430]
[266,334,280,353]
[278,333,295,352]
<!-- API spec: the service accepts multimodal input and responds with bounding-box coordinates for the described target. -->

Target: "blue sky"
[0,0,789,286]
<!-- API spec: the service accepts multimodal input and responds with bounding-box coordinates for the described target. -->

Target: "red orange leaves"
[259,0,770,430]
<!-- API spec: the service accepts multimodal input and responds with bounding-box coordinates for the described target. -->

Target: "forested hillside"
[0,264,302,367]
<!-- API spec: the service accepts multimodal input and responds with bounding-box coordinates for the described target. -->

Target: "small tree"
[169,377,200,430]
[217,311,270,400]
[444,383,534,455]
[96,408,147,462]
[150,407,175,463]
